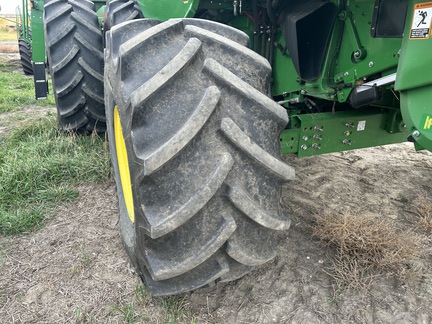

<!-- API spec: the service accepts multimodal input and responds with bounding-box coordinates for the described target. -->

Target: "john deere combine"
[20,0,432,296]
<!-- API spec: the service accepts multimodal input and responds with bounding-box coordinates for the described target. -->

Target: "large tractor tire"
[44,0,105,133]
[105,18,295,296]
[18,37,33,75]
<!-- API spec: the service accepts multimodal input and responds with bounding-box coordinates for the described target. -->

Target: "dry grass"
[0,23,17,42]
[313,212,430,290]
[415,196,432,233]
[0,43,18,53]
[0,23,14,29]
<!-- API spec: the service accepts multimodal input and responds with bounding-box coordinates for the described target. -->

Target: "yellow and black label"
[422,114,432,131]
[410,2,432,39]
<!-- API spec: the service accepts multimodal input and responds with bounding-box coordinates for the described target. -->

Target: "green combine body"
[135,0,431,153]
[19,0,432,296]
[22,0,432,154]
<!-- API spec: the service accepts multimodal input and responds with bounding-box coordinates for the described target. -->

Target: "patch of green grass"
[75,307,97,324]
[69,249,96,275]
[0,55,17,72]
[112,303,148,324]
[160,296,196,324]
[75,308,83,323]
[0,116,111,235]
[0,25,17,41]
[0,56,21,73]
[110,282,152,323]
[0,56,56,113]
[134,281,151,304]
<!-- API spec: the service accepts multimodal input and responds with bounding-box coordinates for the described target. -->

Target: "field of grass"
[0,56,56,113]
[0,24,17,41]
[0,57,111,235]
[0,116,111,235]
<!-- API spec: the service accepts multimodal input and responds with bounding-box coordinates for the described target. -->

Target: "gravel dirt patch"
[188,144,432,323]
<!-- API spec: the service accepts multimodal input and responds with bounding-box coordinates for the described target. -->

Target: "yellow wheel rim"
[114,106,135,223]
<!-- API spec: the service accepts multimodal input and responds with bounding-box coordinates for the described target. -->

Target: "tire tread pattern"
[18,38,33,75]
[106,19,294,296]
[44,0,105,132]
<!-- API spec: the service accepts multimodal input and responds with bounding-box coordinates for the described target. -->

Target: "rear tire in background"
[18,37,33,75]
[104,0,143,33]
[44,0,105,133]
[105,18,295,296]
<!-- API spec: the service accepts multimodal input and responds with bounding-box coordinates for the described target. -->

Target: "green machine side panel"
[281,110,408,157]
[395,0,432,151]
[137,0,200,20]
[272,1,403,101]
[30,0,45,62]
[30,0,48,99]
[19,0,31,43]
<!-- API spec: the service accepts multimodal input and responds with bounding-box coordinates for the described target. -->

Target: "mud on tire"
[105,18,295,296]
[44,0,105,132]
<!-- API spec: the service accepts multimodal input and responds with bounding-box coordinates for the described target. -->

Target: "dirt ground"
[0,41,19,53]
[1,53,432,323]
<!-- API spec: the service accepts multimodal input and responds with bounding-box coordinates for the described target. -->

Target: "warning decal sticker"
[410,2,432,39]
[357,120,366,131]
[422,114,432,132]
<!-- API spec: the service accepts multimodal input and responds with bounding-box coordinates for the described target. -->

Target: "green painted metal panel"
[395,0,432,91]
[400,87,432,151]
[395,0,432,151]
[92,0,107,12]
[281,110,408,157]
[19,0,31,43]
[137,0,200,20]
[272,32,302,97]
[96,5,106,26]
[265,1,404,103]
[30,2,44,62]
[330,2,402,103]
